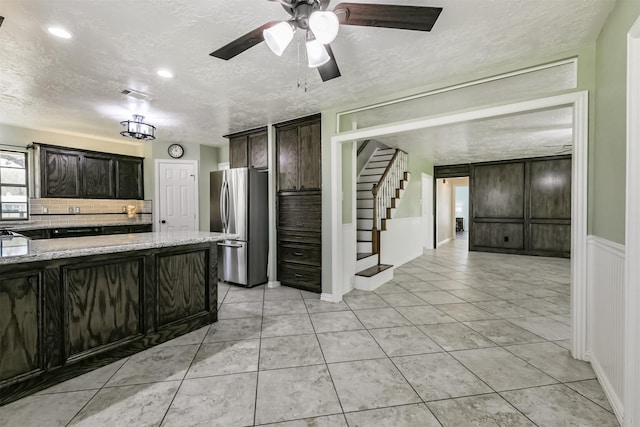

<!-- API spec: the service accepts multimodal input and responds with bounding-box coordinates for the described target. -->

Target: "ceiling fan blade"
[333,3,442,32]
[318,45,341,82]
[210,21,280,60]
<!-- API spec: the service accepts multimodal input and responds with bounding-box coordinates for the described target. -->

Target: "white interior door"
[422,173,434,249]
[155,160,198,232]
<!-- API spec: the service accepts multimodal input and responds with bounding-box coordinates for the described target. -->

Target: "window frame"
[0,148,29,221]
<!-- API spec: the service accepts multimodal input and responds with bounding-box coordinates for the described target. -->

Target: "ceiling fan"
[210,0,443,82]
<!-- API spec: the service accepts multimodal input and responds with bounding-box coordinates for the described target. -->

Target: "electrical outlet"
[68,207,74,214]
[75,206,80,214]
[122,206,127,213]
[43,207,48,214]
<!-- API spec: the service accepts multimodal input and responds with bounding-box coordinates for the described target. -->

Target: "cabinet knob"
[161,220,166,224]
[294,273,304,278]
[28,276,37,284]
[294,251,303,256]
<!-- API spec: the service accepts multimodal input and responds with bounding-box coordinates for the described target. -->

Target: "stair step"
[357,241,373,253]
[358,176,379,183]
[357,252,373,260]
[357,219,373,228]
[361,168,386,175]
[368,161,389,167]
[356,264,393,277]
[357,209,373,219]
[372,154,393,161]
[376,148,395,155]
[357,183,375,191]
[357,199,373,209]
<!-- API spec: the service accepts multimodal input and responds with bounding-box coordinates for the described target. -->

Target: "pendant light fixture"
[264,21,296,56]
[120,114,156,141]
[308,10,339,44]
[306,31,330,68]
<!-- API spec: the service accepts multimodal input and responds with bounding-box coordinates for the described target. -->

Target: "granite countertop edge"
[3,221,153,231]
[0,231,237,266]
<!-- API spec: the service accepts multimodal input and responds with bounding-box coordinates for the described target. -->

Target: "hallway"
[0,241,618,426]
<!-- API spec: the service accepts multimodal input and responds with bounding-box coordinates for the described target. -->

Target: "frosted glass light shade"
[264,22,295,56]
[309,11,339,44]
[306,39,330,68]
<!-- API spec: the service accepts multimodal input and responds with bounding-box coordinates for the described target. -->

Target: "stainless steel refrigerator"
[210,168,268,287]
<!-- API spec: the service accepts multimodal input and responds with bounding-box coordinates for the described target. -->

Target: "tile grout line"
[252,290,267,426]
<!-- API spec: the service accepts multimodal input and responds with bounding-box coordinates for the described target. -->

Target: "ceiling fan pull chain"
[297,35,301,89]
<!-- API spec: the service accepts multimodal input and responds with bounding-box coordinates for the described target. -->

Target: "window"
[0,150,28,220]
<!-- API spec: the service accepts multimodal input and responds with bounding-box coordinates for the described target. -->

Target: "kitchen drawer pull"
[294,251,303,256]
[218,243,243,248]
[294,273,304,278]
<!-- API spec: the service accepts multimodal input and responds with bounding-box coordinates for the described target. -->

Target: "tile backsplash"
[26,198,153,228]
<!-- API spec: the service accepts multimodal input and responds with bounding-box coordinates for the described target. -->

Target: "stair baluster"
[371,149,408,261]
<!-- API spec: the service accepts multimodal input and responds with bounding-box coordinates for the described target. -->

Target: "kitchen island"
[0,231,234,405]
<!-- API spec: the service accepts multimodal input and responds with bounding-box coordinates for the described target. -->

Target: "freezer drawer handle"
[218,242,243,248]
[294,273,304,278]
[294,251,304,256]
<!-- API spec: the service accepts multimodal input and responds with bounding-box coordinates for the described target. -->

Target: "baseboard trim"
[437,238,451,247]
[267,281,281,289]
[321,292,341,303]
[591,354,624,425]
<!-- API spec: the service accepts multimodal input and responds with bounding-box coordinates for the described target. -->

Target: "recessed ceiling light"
[48,27,72,39]
[157,69,173,78]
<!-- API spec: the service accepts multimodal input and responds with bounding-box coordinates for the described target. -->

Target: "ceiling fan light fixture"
[306,33,330,68]
[309,11,339,44]
[264,21,295,56]
[120,114,156,141]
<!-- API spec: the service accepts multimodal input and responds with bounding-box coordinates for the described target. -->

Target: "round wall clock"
[168,143,184,159]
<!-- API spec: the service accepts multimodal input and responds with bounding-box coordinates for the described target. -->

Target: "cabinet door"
[41,147,82,198]
[115,157,144,199]
[299,121,321,190]
[229,136,248,168]
[248,132,268,169]
[277,127,299,191]
[0,273,41,382]
[83,154,114,198]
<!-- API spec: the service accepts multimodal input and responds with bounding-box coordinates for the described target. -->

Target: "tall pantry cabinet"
[275,114,322,293]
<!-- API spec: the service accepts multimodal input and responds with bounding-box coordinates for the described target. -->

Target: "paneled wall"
[469,155,571,257]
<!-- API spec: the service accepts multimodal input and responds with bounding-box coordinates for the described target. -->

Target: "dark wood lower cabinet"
[0,242,217,405]
[277,191,322,293]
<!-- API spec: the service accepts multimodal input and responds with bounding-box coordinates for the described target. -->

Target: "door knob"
[161,220,166,224]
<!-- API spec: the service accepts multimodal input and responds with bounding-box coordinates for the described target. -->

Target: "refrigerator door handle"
[224,179,231,232]
[220,180,227,231]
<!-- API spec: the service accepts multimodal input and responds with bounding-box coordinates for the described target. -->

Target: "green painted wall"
[199,145,219,231]
[394,154,434,218]
[592,0,640,244]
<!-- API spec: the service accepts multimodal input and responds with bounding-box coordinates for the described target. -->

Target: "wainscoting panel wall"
[587,235,625,423]
[469,155,571,257]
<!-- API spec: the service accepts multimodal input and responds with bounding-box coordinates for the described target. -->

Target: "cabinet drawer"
[102,225,129,235]
[279,244,321,266]
[278,213,321,231]
[278,193,322,212]
[278,230,321,245]
[279,262,321,292]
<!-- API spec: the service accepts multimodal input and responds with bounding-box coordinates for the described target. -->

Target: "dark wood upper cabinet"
[277,127,299,191]
[276,115,321,192]
[229,135,248,168]
[529,158,571,219]
[115,157,144,199]
[299,121,321,190]
[473,162,525,218]
[37,144,144,200]
[248,132,268,169]
[226,127,268,170]
[41,147,82,198]
[83,153,114,198]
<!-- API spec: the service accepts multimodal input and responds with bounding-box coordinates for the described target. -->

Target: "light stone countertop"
[0,231,237,265]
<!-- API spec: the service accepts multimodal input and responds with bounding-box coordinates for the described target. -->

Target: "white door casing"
[329,91,589,361]
[155,160,198,232]
[625,16,640,427]
[422,173,434,249]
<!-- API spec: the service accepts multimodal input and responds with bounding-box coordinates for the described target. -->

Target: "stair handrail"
[356,139,371,156]
[370,149,408,259]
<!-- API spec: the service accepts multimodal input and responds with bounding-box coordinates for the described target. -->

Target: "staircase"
[355,146,410,290]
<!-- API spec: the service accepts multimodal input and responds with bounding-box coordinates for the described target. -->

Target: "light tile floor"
[0,241,620,426]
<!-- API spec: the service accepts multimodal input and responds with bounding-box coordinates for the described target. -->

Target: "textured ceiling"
[374,106,574,165]
[0,0,613,148]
